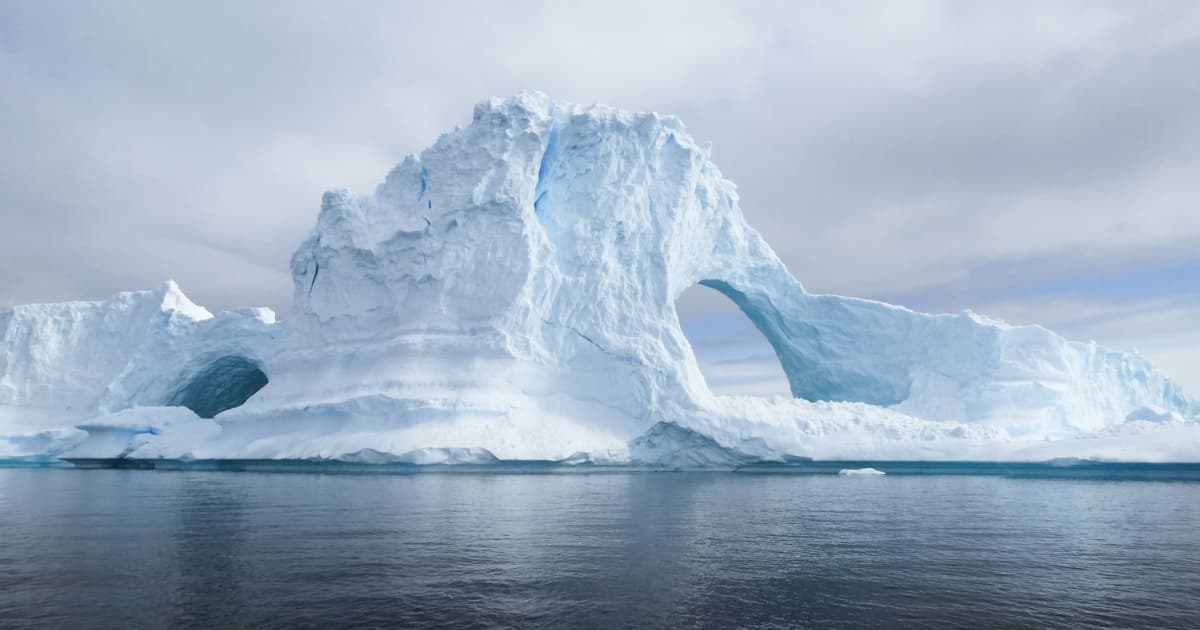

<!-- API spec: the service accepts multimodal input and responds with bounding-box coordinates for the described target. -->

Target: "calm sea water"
[2,468,1199,629]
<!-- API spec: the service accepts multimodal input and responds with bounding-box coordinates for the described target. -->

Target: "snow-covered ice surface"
[1,92,1196,464]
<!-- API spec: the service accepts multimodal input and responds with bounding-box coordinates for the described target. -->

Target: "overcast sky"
[2,1,1198,392]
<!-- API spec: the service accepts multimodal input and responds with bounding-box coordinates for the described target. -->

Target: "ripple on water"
[0,470,1198,629]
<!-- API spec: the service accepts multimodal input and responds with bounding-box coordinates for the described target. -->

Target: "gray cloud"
[1,1,1198,388]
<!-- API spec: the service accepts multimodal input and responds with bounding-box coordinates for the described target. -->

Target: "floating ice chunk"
[838,467,887,476]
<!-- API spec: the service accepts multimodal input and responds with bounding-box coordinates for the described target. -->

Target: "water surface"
[1,469,1198,628]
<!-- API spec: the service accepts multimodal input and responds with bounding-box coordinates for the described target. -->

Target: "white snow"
[1,92,1196,464]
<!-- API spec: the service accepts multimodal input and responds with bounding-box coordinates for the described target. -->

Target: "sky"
[1,1,1197,393]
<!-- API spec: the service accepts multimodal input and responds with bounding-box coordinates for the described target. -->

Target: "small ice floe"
[838,467,886,476]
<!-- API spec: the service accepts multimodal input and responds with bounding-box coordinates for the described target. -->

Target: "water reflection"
[0,470,1198,629]
[168,476,252,626]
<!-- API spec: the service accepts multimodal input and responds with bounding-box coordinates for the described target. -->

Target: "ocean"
[2,466,1198,628]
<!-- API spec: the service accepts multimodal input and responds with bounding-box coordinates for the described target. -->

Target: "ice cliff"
[1,92,1195,463]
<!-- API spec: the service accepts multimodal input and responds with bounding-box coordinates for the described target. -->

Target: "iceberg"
[1,92,1195,464]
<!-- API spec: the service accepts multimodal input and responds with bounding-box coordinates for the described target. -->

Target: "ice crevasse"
[1,92,1196,464]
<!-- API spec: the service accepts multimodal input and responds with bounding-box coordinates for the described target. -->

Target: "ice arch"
[696,279,797,393]
[164,355,269,418]
[690,278,910,407]
[675,282,790,396]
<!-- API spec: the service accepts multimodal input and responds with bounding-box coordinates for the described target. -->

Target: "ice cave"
[164,355,269,419]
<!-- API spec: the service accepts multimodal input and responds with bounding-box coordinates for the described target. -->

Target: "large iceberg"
[2,92,1195,464]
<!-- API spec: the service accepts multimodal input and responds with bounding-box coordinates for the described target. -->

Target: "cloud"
[1,1,1196,388]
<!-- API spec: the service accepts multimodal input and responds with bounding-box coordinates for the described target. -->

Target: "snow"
[839,467,886,476]
[1,92,1197,465]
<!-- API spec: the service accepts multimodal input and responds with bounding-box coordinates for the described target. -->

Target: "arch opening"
[166,355,269,418]
[675,282,791,397]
